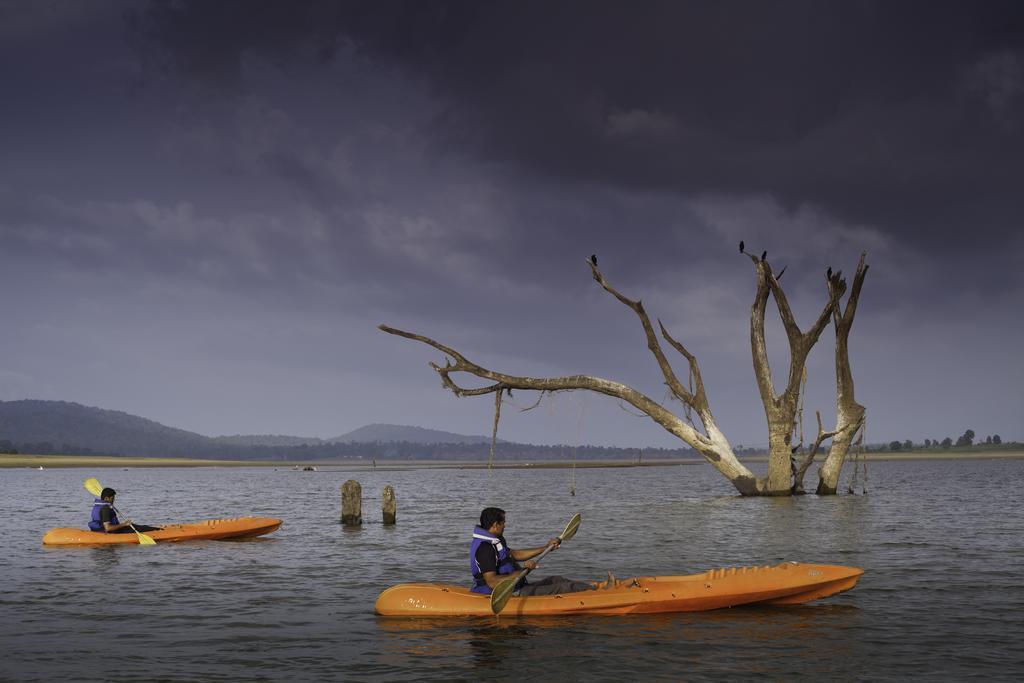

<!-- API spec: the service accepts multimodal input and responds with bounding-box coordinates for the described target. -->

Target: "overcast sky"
[1,0,1021,448]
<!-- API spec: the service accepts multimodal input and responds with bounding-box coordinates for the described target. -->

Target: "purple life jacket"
[470,526,516,594]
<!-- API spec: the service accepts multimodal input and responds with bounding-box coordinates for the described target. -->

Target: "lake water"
[2,459,1023,681]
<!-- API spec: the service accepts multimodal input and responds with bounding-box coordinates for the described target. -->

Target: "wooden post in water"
[341,480,362,527]
[382,485,396,525]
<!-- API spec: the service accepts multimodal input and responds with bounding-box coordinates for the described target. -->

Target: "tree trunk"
[817,253,869,495]
[766,423,796,495]
[816,416,862,494]
[746,254,843,495]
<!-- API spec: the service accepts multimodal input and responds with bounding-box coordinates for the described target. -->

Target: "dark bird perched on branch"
[761,250,767,262]
[590,254,598,266]
[827,266,832,279]
[739,240,745,253]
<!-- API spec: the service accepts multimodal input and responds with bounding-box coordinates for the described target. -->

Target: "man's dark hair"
[100,487,116,499]
[480,507,506,529]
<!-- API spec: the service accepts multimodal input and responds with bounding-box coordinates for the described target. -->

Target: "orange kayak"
[375,561,863,616]
[42,517,282,546]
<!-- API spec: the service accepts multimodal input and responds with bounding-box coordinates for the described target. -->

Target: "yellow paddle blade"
[135,529,157,546]
[83,477,102,497]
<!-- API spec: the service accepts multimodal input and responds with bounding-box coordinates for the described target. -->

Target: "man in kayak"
[89,488,161,533]
[471,507,613,596]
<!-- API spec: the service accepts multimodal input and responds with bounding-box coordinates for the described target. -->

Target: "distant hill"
[328,423,503,445]
[0,399,211,456]
[0,399,695,461]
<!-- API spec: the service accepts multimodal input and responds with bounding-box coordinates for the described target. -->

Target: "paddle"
[83,477,157,546]
[490,512,581,615]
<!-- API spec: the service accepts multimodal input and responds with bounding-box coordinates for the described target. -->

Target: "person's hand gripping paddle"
[83,477,156,546]
[490,512,581,615]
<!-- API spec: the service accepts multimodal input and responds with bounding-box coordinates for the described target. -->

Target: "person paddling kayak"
[88,488,161,533]
[471,507,612,596]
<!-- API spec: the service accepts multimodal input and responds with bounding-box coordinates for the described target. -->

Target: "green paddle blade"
[489,575,519,614]
[561,513,581,542]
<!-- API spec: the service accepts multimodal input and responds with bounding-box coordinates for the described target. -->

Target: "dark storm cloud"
[132,1,1024,253]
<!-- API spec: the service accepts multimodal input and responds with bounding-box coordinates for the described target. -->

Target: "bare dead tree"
[380,251,869,496]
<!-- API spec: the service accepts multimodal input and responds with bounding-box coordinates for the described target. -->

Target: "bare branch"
[587,259,695,407]
[805,275,843,345]
[763,262,801,341]
[767,263,843,401]
[793,410,839,492]
[747,253,844,408]
[837,253,869,330]
[747,254,777,407]
[378,324,712,448]
[658,320,709,412]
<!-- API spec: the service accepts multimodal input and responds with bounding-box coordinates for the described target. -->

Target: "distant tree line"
[879,429,1011,452]
[0,440,101,456]
[235,441,707,461]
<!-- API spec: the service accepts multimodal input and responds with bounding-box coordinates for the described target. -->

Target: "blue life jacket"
[469,526,517,594]
[89,499,119,532]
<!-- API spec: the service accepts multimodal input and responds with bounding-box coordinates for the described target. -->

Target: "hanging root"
[857,416,868,494]
[846,418,867,494]
[489,388,504,472]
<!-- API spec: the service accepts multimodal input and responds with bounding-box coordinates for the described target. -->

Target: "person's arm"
[477,543,539,588]
[480,559,539,589]
[510,537,561,561]
[99,505,132,532]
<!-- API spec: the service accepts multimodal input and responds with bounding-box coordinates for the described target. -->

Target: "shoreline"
[3,451,1023,469]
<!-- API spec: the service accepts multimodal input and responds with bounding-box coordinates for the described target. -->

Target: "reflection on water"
[377,617,532,671]
[88,546,123,569]
[376,603,866,677]
[1,459,1023,680]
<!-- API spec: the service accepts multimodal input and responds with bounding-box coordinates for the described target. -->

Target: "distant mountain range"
[327,423,503,445]
[0,399,688,461]
[209,424,501,447]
